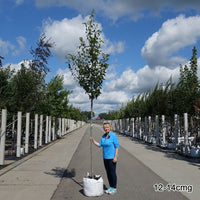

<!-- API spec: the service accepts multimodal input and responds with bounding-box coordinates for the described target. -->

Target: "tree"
[82,111,95,120]
[40,74,71,117]
[0,56,4,67]
[9,63,41,113]
[0,65,14,110]
[176,46,199,114]
[66,10,109,177]
[30,34,54,74]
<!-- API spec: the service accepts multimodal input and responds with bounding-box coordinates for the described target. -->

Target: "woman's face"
[103,124,111,134]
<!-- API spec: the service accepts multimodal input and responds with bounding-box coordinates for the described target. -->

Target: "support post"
[0,109,7,165]
[62,118,65,135]
[156,115,159,145]
[52,117,55,140]
[148,116,152,142]
[136,117,139,139]
[45,116,48,144]
[39,115,43,146]
[131,118,134,138]
[16,111,22,157]
[162,115,166,147]
[58,118,61,137]
[174,114,179,147]
[25,113,30,154]
[184,113,189,146]
[34,114,38,149]
[48,116,51,142]
[139,117,142,139]
[144,116,147,141]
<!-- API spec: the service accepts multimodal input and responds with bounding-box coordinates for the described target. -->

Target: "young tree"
[66,10,109,177]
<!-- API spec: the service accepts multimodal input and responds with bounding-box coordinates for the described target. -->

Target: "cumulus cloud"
[141,15,200,68]
[42,15,124,60]
[12,36,26,56]
[35,0,200,21]
[103,40,125,55]
[0,36,26,57]
[42,15,86,59]
[105,66,180,94]
[6,60,32,72]
[57,63,181,115]
[98,90,129,104]
[56,66,129,114]
[0,38,14,55]
[15,0,24,5]
[57,68,78,90]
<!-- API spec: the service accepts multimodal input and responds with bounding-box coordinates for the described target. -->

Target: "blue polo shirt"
[99,131,119,159]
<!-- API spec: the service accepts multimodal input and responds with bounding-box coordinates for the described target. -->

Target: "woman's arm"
[113,148,119,163]
[90,137,99,147]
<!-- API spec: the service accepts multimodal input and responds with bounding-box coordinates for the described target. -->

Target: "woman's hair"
[103,121,112,130]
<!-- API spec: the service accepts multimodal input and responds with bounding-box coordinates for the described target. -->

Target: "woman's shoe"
[105,187,112,194]
[109,188,117,195]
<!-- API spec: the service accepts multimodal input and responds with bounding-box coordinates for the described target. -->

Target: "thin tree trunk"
[90,98,93,177]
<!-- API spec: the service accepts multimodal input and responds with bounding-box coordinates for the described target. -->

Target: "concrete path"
[51,124,190,200]
[119,133,200,200]
[0,125,87,200]
[0,124,199,200]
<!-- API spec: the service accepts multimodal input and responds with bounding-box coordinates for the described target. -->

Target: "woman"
[90,122,119,195]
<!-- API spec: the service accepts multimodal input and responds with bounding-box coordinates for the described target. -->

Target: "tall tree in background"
[40,74,71,117]
[66,10,109,177]
[29,34,54,113]
[0,65,14,110]
[177,46,199,114]
[8,34,54,113]
[30,34,54,74]
[9,64,38,112]
[0,56,4,67]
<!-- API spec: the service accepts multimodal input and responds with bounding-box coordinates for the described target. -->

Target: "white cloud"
[105,65,180,94]
[0,38,14,55]
[103,40,125,55]
[42,15,86,59]
[98,90,129,104]
[141,15,200,68]
[57,62,181,115]
[35,0,200,21]
[0,36,26,57]
[42,15,124,60]
[12,36,26,56]
[15,0,24,5]
[6,60,32,72]
[57,66,129,115]
[105,65,117,80]
[57,68,78,90]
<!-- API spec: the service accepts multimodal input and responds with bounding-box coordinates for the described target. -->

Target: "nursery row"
[109,113,200,158]
[0,109,86,165]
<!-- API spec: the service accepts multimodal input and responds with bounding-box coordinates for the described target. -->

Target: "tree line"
[0,35,87,122]
[99,46,200,120]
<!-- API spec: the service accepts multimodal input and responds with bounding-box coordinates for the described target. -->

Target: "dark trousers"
[103,159,117,189]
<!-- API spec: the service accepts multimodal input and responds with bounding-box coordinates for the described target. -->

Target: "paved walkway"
[0,124,199,200]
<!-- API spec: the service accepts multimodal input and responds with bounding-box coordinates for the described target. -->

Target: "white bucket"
[83,176,104,196]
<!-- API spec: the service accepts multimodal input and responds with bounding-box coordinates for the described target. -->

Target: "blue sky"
[1,0,200,115]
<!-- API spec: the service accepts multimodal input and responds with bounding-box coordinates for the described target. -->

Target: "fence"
[0,109,85,165]
[110,113,200,158]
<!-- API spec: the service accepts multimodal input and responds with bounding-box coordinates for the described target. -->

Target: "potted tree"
[66,10,109,196]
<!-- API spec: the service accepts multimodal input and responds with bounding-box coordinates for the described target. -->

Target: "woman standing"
[90,122,119,195]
